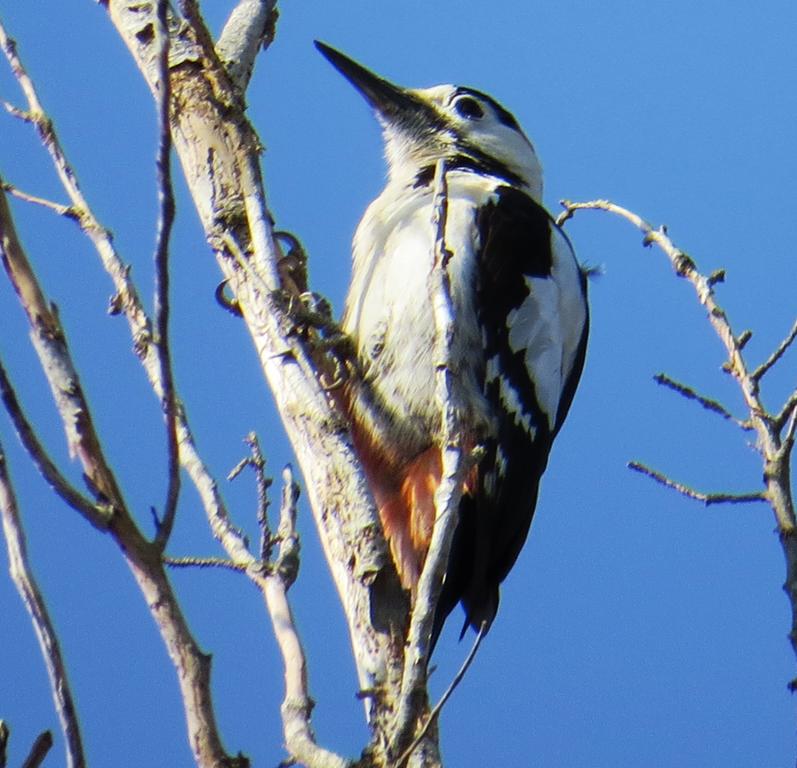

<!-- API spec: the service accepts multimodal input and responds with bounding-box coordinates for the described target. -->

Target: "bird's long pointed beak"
[314,41,431,128]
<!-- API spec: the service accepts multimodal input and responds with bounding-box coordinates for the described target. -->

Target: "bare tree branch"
[783,402,797,458]
[1,27,247,763]
[0,18,155,364]
[106,4,407,725]
[121,531,246,767]
[0,445,86,768]
[151,0,181,550]
[229,432,274,561]
[0,327,242,768]
[0,180,78,219]
[216,0,278,90]
[2,5,269,585]
[164,555,250,572]
[0,359,102,525]
[224,439,350,765]
[1,100,30,123]
[263,466,350,768]
[628,461,767,506]
[1,15,260,579]
[19,731,52,768]
[652,372,751,430]
[0,183,123,517]
[560,198,797,685]
[395,625,486,768]
[0,26,40,115]
[776,391,797,435]
[752,317,797,383]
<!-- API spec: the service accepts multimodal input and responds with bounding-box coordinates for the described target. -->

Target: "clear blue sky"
[1,1,796,766]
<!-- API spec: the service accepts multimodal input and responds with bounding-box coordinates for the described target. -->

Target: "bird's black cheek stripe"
[411,151,525,189]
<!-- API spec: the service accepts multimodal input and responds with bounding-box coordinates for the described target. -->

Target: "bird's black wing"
[431,185,589,649]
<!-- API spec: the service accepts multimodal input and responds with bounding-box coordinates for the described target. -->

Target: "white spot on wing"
[504,227,588,431]
[495,445,508,479]
[507,277,562,429]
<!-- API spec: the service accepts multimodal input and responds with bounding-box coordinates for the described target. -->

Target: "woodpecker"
[316,42,589,649]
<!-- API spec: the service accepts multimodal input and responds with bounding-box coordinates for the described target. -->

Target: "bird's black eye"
[454,96,485,120]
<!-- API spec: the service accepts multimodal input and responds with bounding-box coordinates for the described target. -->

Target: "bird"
[315,41,589,650]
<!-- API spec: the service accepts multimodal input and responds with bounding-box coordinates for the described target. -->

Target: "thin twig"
[560,198,789,503]
[394,622,486,768]
[264,466,349,768]
[558,199,766,416]
[1,18,155,359]
[776,390,797,434]
[1,99,30,121]
[20,731,52,768]
[246,432,274,561]
[0,447,86,768]
[653,373,750,430]
[152,0,180,550]
[752,317,797,382]
[0,26,38,109]
[164,555,250,572]
[0,181,78,219]
[782,399,797,459]
[227,432,275,561]
[628,462,767,505]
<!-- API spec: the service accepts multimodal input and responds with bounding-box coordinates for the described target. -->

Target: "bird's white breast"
[344,172,497,450]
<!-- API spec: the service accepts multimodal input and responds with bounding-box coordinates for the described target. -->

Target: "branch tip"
[20,731,53,768]
[736,330,753,350]
[628,461,767,506]
[752,317,797,383]
[652,372,748,429]
[707,268,726,287]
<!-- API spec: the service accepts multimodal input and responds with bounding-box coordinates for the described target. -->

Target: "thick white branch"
[216,0,277,90]
[106,0,404,723]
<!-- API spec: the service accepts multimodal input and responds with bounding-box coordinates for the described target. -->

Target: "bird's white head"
[316,42,543,201]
